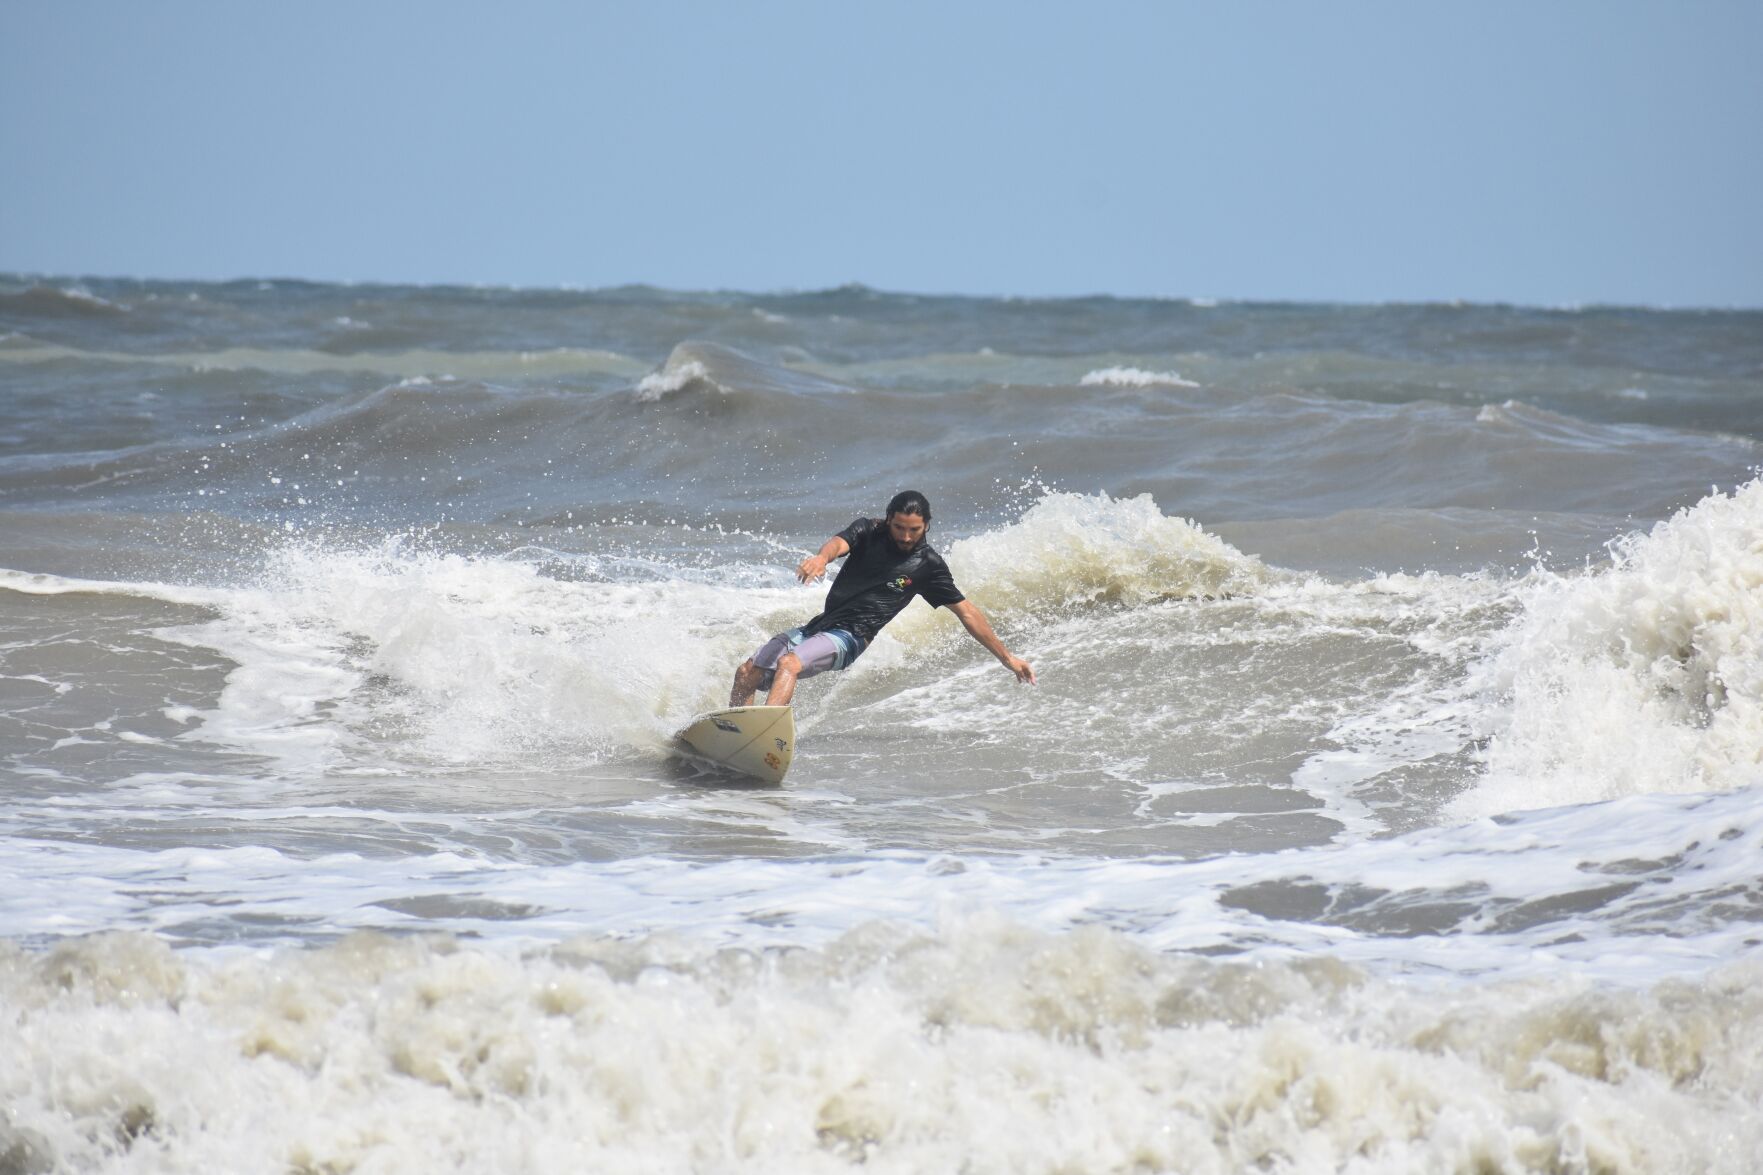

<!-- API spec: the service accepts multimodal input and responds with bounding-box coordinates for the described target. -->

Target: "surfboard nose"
[676,705,796,784]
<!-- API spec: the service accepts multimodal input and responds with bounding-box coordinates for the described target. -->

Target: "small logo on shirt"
[889,575,913,592]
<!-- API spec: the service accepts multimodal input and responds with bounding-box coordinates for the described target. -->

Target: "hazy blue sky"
[4,1,1759,305]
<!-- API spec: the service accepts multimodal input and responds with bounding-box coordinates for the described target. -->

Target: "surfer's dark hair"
[886,490,931,522]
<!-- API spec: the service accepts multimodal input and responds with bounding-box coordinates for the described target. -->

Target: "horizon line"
[3,269,1759,316]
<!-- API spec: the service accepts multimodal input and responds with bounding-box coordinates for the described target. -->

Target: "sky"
[3,1,1759,306]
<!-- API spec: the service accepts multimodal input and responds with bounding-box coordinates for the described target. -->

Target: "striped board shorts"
[750,626,862,687]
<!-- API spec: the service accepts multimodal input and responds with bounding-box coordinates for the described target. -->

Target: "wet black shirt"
[802,517,965,647]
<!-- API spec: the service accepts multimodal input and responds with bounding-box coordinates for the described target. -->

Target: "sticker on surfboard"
[676,705,796,784]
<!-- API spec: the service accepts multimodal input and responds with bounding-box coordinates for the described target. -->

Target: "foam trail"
[2,545,800,773]
[175,540,807,770]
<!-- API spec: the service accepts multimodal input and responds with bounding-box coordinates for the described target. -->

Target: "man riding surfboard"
[731,491,1037,707]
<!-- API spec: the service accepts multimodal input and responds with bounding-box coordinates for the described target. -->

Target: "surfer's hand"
[1004,656,1037,686]
[797,554,829,583]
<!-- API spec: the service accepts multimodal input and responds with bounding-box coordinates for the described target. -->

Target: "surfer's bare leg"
[765,652,802,706]
[730,659,766,707]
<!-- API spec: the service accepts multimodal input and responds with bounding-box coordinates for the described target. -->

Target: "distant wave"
[1080,366,1199,388]
[0,284,130,316]
[0,566,220,609]
[634,340,855,402]
[0,337,646,380]
[635,359,713,401]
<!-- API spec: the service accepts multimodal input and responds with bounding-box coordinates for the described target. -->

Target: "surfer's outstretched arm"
[796,536,851,583]
[947,599,1036,685]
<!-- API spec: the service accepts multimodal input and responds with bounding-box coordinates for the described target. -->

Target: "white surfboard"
[676,705,796,784]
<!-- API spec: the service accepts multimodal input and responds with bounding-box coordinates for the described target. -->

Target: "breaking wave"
[635,341,854,401]
[1080,365,1200,388]
[1457,476,1763,817]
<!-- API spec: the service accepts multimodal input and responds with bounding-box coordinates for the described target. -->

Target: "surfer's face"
[886,511,927,552]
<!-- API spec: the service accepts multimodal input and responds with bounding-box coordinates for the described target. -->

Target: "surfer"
[730,491,1037,706]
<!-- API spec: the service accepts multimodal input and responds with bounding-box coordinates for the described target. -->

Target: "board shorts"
[749,626,862,689]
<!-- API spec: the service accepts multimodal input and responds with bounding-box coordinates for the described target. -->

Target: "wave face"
[3,275,1762,1170]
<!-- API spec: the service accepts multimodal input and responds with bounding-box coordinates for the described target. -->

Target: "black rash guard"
[801,517,965,648]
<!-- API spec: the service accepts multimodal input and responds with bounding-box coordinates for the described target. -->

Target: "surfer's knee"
[737,657,781,691]
[776,651,802,676]
[731,660,755,693]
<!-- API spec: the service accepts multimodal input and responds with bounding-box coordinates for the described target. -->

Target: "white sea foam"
[935,490,1268,617]
[0,921,1758,1174]
[635,359,712,401]
[49,285,129,312]
[1079,365,1200,388]
[0,495,1485,845]
[2,542,799,775]
[1454,478,1763,818]
[164,540,811,771]
[0,567,222,609]
[6,493,1273,779]
[204,493,1264,770]
[634,340,857,401]
[9,492,1759,970]
[4,785,1757,978]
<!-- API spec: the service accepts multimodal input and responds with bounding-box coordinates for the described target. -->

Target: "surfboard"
[675,705,796,784]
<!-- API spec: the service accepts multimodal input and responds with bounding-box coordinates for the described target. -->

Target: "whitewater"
[2,277,1761,1172]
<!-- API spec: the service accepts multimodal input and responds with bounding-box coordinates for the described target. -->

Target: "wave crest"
[0,284,129,316]
[1457,477,1763,816]
[1079,366,1199,388]
[634,340,853,402]
[930,492,1270,624]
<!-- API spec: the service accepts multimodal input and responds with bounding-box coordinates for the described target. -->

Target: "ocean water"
[2,276,1761,1172]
